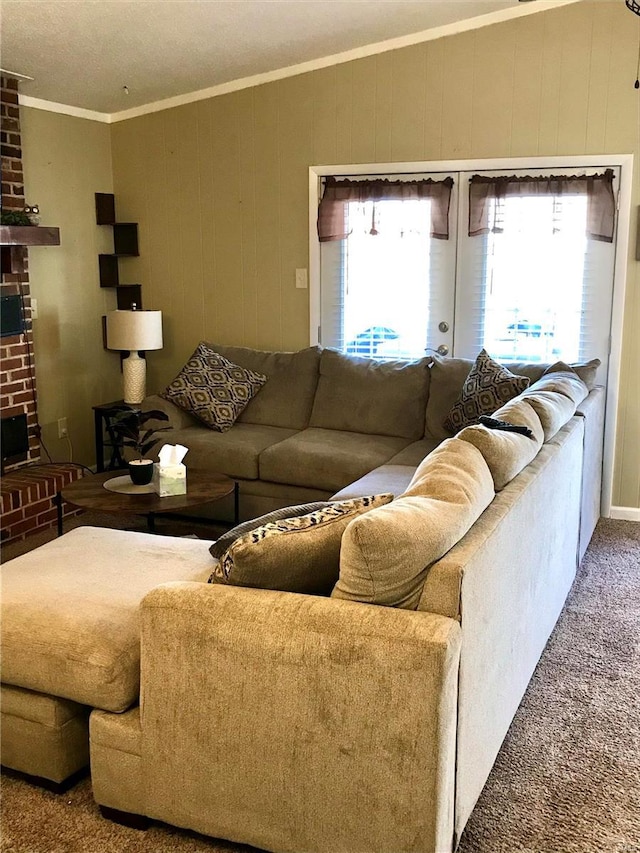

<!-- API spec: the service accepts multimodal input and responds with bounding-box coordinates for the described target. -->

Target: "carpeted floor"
[1,517,639,853]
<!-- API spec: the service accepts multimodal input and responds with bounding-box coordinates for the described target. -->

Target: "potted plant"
[110,408,171,485]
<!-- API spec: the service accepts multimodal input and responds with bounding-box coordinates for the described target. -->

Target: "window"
[315,163,619,383]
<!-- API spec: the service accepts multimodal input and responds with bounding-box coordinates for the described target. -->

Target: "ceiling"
[0,0,583,119]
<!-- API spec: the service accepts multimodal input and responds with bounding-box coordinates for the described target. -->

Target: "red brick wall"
[0,464,83,543]
[1,74,40,469]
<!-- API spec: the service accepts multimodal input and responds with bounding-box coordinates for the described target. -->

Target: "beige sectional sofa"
[1,346,605,853]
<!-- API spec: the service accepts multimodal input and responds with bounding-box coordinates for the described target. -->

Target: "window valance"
[468,169,616,243]
[317,176,454,242]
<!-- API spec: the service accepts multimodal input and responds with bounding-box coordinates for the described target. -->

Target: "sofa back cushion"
[424,356,475,439]
[456,398,544,491]
[425,354,600,439]
[535,362,590,407]
[202,343,321,430]
[519,363,588,442]
[332,439,494,609]
[520,390,577,442]
[309,349,431,440]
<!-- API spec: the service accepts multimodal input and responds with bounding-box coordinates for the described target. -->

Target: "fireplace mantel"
[1,226,61,275]
[0,225,60,246]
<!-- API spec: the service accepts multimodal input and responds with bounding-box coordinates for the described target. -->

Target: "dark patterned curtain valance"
[317,176,454,242]
[468,169,616,243]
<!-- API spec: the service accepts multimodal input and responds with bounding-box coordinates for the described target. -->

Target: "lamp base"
[122,351,146,404]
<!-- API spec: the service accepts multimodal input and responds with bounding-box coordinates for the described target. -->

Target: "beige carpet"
[1,517,639,852]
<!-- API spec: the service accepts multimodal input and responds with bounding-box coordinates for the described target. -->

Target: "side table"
[93,400,140,473]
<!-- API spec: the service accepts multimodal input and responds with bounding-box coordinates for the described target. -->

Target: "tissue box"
[152,463,187,497]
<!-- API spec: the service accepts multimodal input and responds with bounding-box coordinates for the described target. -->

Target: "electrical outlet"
[295,268,308,289]
[57,417,68,439]
[31,298,38,319]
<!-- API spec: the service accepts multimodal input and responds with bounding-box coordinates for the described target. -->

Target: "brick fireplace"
[1,75,81,543]
[1,75,39,468]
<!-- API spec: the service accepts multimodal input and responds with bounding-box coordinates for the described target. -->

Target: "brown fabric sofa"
[143,344,599,525]
[142,345,437,518]
[1,347,606,853]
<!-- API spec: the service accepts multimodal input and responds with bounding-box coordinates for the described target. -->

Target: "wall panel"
[22,108,117,466]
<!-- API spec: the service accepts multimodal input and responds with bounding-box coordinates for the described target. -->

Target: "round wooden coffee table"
[58,469,238,535]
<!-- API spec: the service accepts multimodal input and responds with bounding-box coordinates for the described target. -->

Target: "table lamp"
[106,306,163,404]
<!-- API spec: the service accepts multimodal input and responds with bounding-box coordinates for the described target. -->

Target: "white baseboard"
[609,506,640,522]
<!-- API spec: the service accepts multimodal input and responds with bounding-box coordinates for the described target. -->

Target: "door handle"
[436,344,449,356]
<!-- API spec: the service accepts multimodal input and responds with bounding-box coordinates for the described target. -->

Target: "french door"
[316,164,619,384]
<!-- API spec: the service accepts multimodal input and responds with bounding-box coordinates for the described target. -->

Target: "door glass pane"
[319,182,456,361]
[483,194,588,363]
[343,199,430,359]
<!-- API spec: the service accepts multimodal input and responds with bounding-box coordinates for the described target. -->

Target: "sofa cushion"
[456,398,544,491]
[520,390,577,442]
[387,438,441,467]
[209,494,393,595]
[0,527,215,713]
[518,363,589,442]
[330,465,417,502]
[487,357,599,388]
[161,342,267,432]
[444,350,530,434]
[259,427,411,492]
[309,349,431,440]
[203,343,321,430]
[209,501,331,559]
[425,355,600,440]
[425,356,476,439]
[332,439,494,609]
[154,423,296,480]
[536,361,589,407]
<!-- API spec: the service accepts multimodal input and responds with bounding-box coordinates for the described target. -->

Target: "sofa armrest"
[139,582,461,853]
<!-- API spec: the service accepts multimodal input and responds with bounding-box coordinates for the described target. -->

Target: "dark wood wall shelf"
[95,193,141,309]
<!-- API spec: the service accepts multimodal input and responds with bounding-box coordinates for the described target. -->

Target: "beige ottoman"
[1,525,215,787]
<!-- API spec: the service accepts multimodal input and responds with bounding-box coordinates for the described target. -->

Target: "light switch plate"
[295,268,308,289]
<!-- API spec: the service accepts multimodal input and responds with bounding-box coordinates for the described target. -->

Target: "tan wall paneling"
[21,107,119,467]
[350,56,378,165]
[252,83,283,351]
[312,66,339,166]
[510,15,545,157]
[470,27,515,159]
[424,38,445,161]
[390,43,427,163]
[109,1,639,509]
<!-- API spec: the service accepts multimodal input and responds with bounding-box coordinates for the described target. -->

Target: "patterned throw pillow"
[208,493,393,595]
[444,349,529,434]
[161,342,267,432]
[209,501,331,559]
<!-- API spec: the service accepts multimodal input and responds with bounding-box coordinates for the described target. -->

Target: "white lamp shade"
[106,309,163,352]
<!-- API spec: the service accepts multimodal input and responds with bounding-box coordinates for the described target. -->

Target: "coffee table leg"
[234,482,239,524]
[55,492,63,536]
